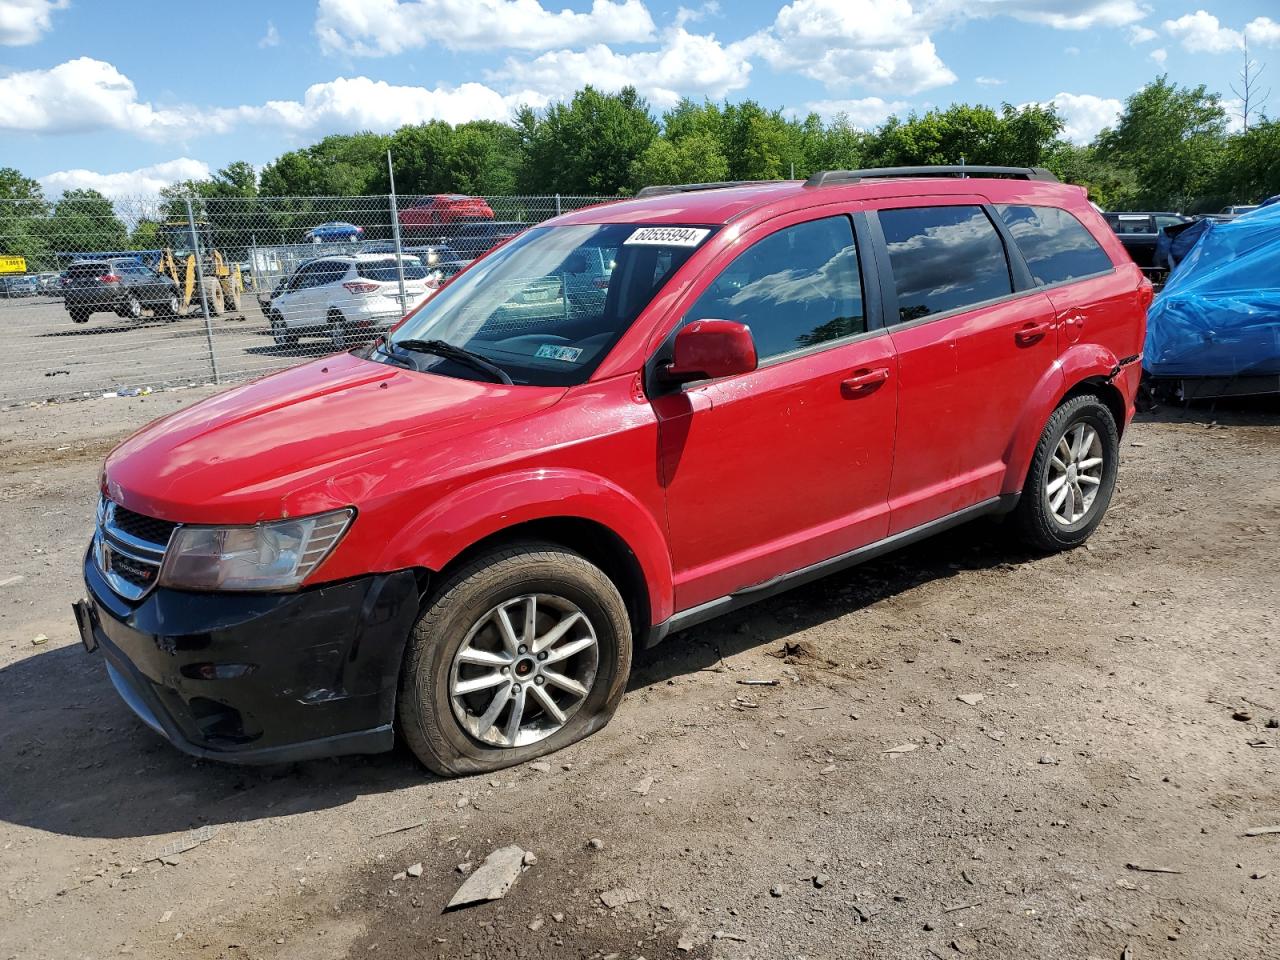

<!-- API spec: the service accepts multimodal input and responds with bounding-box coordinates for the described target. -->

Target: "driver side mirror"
[664,319,758,384]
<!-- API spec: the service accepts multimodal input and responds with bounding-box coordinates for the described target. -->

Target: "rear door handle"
[841,366,891,396]
[1015,321,1052,346]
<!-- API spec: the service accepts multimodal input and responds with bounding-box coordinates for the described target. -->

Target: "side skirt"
[643,494,1019,648]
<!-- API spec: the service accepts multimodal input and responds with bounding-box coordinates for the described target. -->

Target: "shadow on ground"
[0,516,1029,841]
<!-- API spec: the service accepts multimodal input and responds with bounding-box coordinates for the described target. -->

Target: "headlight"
[158,509,354,591]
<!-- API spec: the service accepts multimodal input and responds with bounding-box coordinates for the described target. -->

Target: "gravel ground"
[0,389,1277,960]
[0,296,332,406]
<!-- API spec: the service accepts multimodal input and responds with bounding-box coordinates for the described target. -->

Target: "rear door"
[872,201,1058,533]
[654,212,899,609]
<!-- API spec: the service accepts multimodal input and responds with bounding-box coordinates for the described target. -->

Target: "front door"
[654,213,899,611]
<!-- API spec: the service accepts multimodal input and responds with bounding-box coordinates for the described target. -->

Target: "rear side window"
[996,205,1114,286]
[878,206,1012,323]
[311,261,349,286]
[358,259,430,281]
[685,216,864,361]
[68,262,108,278]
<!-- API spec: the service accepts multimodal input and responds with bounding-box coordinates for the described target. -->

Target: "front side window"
[996,205,1114,286]
[388,223,711,386]
[879,205,1012,323]
[684,216,864,361]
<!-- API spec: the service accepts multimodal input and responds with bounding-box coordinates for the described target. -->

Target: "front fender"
[1001,343,1119,496]
[377,469,675,624]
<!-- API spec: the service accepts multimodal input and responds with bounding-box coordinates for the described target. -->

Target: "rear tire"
[397,542,632,777]
[159,292,182,320]
[1013,393,1120,552]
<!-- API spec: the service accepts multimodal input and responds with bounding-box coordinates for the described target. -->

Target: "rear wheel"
[1013,393,1120,552]
[159,292,182,319]
[269,312,298,348]
[328,309,350,350]
[397,542,632,776]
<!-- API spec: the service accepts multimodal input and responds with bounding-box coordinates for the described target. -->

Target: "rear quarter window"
[996,205,1115,286]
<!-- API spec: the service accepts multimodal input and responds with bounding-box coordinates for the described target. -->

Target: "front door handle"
[1015,321,1052,346]
[841,366,891,397]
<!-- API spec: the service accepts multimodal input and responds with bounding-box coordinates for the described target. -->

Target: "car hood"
[103,352,565,524]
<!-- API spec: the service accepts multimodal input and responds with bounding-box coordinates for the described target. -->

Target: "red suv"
[74,167,1150,775]
[398,194,495,234]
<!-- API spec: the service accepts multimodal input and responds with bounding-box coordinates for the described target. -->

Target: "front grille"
[94,497,176,601]
[112,504,178,547]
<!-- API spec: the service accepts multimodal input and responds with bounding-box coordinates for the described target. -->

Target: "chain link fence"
[0,193,612,406]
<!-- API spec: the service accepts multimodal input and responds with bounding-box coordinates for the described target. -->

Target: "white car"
[265,254,439,348]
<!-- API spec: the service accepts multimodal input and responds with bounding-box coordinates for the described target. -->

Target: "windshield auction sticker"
[623,227,711,247]
[535,344,584,362]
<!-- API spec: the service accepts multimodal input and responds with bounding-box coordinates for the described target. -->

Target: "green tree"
[0,167,51,267]
[47,189,127,256]
[1044,143,1138,210]
[519,86,658,194]
[1212,119,1280,204]
[629,132,730,189]
[1095,76,1227,211]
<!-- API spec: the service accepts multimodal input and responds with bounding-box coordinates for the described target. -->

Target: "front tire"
[398,542,632,777]
[1013,393,1120,552]
[69,306,90,324]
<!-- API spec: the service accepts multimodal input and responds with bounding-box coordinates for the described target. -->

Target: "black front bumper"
[78,553,420,764]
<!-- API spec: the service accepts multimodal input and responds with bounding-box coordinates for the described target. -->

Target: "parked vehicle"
[0,274,40,298]
[399,194,495,236]
[62,259,181,323]
[262,253,433,348]
[1102,212,1189,273]
[36,271,62,296]
[450,221,528,260]
[1220,205,1259,217]
[75,166,1149,775]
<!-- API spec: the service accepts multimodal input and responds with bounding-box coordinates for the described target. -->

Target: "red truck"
[75,167,1150,776]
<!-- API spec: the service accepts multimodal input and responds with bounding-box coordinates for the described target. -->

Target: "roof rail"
[804,165,1060,187]
[633,180,766,198]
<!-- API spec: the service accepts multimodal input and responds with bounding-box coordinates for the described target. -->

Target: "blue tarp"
[1144,203,1280,378]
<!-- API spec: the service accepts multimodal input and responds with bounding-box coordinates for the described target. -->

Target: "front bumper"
[78,552,420,764]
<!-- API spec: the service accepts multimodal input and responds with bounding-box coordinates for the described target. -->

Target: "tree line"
[2,75,1277,271]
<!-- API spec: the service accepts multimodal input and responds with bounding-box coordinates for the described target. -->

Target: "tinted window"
[358,259,430,281]
[685,216,863,361]
[311,261,349,287]
[997,205,1114,286]
[879,206,1012,323]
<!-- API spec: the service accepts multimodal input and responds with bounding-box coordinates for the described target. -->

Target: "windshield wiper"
[393,339,514,385]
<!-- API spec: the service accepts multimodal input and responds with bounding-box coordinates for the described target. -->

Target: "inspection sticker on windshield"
[624,226,710,247]
[535,344,583,362]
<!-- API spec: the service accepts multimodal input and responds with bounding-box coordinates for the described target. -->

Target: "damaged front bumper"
[76,552,420,764]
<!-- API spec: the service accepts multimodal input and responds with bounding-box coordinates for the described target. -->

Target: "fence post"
[554,193,562,217]
[386,150,408,314]
[249,233,262,300]
[186,196,220,385]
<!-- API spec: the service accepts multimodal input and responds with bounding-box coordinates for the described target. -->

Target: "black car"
[63,258,182,324]
[445,221,528,260]
[1102,212,1189,271]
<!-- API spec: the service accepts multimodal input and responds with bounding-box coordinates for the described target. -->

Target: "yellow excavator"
[156,221,244,315]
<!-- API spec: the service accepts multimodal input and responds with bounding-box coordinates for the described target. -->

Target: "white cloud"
[1149,47,1166,64]
[802,97,909,127]
[746,0,956,95]
[1244,16,1280,47]
[0,58,191,138]
[975,76,1005,86]
[930,0,1144,31]
[1063,45,1080,55]
[258,20,280,48]
[230,76,543,132]
[673,1,719,28]
[0,0,67,46]
[1044,92,1122,144]
[493,27,752,108]
[1128,24,1156,44]
[39,158,212,197]
[315,0,655,55]
[1163,10,1242,53]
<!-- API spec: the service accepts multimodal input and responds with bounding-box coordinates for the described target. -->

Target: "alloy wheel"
[448,594,599,748]
[1046,422,1105,525]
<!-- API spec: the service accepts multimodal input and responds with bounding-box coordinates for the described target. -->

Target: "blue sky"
[1,0,1277,196]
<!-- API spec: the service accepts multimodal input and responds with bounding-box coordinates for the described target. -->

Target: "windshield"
[385,223,713,386]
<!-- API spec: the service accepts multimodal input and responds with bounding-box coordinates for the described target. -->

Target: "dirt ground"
[1,387,1277,960]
